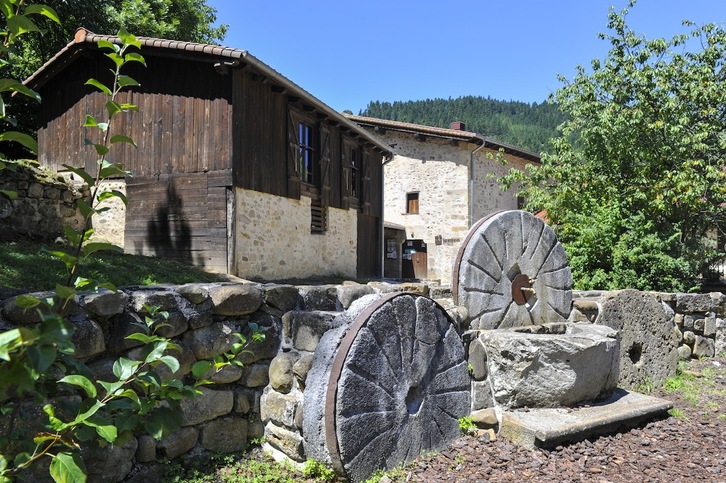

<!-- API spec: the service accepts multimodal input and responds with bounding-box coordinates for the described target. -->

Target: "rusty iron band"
[323,292,408,477]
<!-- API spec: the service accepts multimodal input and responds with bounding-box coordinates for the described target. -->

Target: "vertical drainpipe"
[469,138,486,226]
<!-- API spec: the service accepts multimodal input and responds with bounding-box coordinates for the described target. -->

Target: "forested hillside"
[359,96,566,154]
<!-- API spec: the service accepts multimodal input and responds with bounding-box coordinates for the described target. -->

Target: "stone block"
[336,283,374,310]
[683,330,696,345]
[234,390,251,414]
[693,336,715,358]
[676,293,712,313]
[200,417,248,453]
[155,310,189,338]
[236,312,282,364]
[299,285,338,311]
[289,310,342,352]
[183,321,240,359]
[240,362,271,388]
[158,426,199,460]
[471,379,495,411]
[677,344,692,360]
[209,284,262,316]
[468,338,488,381]
[108,312,146,351]
[70,316,105,359]
[83,290,128,318]
[131,289,178,313]
[180,387,234,426]
[292,353,314,386]
[716,319,726,355]
[269,352,299,393]
[177,283,211,305]
[136,435,157,463]
[704,317,717,338]
[710,292,726,315]
[263,284,301,312]
[470,408,498,428]
[260,386,303,430]
[264,422,305,462]
[693,315,706,333]
[206,363,244,384]
[479,323,619,409]
[1,291,77,325]
[83,437,137,483]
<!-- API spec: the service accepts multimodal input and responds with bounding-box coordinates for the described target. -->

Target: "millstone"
[303,293,470,483]
[453,210,573,329]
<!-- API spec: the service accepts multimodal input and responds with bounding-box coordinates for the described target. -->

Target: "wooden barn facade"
[26,29,391,280]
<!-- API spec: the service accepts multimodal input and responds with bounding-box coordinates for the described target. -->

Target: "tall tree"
[501,0,726,292]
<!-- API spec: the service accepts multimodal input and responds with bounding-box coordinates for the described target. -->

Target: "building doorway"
[402,239,427,280]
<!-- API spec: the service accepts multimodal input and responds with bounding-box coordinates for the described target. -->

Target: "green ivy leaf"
[24,4,61,24]
[157,355,180,373]
[82,242,121,257]
[7,15,41,37]
[117,75,139,88]
[55,284,76,302]
[191,360,212,379]
[113,357,141,380]
[124,52,146,66]
[62,165,95,186]
[49,451,87,483]
[58,375,97,398]
[14,294,41,308]
[0,131,37,154]
[96,40,119,52]
[85,78,111,96]
[109,134,137,147]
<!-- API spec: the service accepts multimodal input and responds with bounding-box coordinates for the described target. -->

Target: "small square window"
[406,192,419,214]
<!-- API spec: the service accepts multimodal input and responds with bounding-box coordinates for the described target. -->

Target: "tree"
[501,0,726,292]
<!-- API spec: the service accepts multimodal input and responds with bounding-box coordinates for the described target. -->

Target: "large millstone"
[303,293,470,483]
[596,290,680,390]
[453,210,573,329]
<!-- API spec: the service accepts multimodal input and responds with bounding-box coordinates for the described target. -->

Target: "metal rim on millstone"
[324,293,470,482]
[452,210,572,329]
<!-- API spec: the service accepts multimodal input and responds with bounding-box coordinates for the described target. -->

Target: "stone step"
[499,389,673,450]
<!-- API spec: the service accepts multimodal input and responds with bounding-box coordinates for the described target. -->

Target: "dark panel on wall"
[357,213,381,279]
[124,171,229,273]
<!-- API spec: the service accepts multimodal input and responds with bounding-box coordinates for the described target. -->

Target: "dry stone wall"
[1,279,724,482]
[0,163,85,242]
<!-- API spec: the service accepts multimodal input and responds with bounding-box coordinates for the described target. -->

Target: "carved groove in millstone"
[453,210,573,329]
[325,293,470,482]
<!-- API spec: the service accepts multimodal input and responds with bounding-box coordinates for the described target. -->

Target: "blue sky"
[207,0,726,113]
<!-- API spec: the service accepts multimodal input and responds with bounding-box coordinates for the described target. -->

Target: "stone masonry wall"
[572,290,726,359]
[90,179,126,248]
[382,132,470,283]
[0,163,85,242]
[235,188,357,281]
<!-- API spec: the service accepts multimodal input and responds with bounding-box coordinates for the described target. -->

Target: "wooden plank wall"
[37,53,233,178]
[125,170,230,273]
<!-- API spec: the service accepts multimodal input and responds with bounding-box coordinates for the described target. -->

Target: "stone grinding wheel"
[320,293,470,482]
[453,210,573,329]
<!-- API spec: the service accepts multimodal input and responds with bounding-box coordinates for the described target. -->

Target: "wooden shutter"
[287,111,301,199]
[320,127,331,206]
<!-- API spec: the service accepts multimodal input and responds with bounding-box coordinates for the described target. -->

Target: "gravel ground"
[203,355,725,483]
[390,355,726,483]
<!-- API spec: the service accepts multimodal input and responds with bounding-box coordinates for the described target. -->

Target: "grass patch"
[0,240,226,292]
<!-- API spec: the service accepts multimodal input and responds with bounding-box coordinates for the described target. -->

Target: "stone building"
[349,116,540,284]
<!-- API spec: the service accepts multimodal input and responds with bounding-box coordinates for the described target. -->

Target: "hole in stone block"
[628,342,642,365]
[406,384,423,415]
